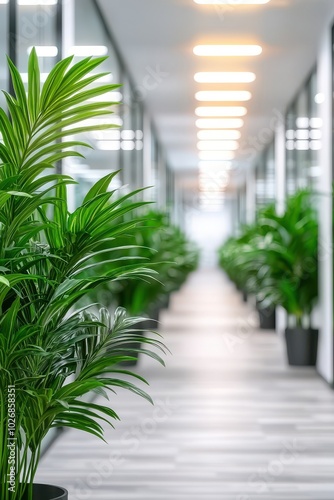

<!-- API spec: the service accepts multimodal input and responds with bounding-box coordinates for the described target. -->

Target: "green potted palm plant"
[218,208,277,328]
[87,209,198,365]
[0,50,166,500]
[255,190,319,365]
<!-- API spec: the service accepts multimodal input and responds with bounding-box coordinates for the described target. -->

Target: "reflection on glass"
[285,69,321,194]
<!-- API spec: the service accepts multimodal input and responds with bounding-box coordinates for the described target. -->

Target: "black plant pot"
[22,484,67,500]
[258,306,276,330]
[149,305,160,323]
[285,327,318,366]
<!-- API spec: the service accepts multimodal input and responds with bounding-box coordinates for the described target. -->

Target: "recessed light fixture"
[0,0,9,4]
[97,141,121,151]
[27,46,58,57]
[72,45,108,57]
[195,106,247,117]
[314,93,325,104]
[92,130,121,141]
[194,72,255,83]
[197,130,241,140]
[194,0,270,4]
[198,140,239,151]
[121,130,136,140]
[193,45,262,57]
[196,91,251,101]
[196,118,244,129]
[121,141,135,151]
[199,151,235,160]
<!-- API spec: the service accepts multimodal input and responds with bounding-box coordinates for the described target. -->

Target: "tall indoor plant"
[0,50,166,500]
[254,190,319,365]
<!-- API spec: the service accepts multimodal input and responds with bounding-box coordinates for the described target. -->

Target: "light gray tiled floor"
[36,270,334,499]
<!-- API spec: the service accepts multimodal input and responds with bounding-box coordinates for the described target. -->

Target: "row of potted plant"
[84,209,199,364]
[218,189,319,367]
[0,51,196,500]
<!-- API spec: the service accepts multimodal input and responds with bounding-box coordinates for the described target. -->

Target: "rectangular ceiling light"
[198,130,241,140]
[196,106,247,117]
[97,141,121,151]
[196,91,251,101]
[194,0,270,4]
[195,72,255,83]
[198,141,239,152]
[196,118,244,129]
[199,151,235,160]
[198,140,239,151]
[72,46,108,57]
[0,1,9,4]
[193,45,262,56]
[27,46,58,57]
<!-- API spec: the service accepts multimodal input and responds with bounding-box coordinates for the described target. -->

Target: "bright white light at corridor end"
[196,118,244,129]
[195,106,247,117]
[193,45,262,57]
[199,161,232,169]
[199,151,235,160]
[194,72,255,83]
[194,0,270,3]
[72,46,108,57]
[196,91,251,102]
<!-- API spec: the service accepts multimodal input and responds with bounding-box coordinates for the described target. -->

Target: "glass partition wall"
[285,68,321,194]
[255,141,276,211]
[3,0,171,212]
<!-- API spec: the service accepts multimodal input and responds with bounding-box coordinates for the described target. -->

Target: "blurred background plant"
[218,189,318,328]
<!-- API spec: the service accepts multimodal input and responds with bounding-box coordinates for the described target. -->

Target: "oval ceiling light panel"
[196,91,251,101]
[194,72,255,83]
[193,45,262,56]
[196,118,244,129]
[199,151,236,160]
[195,106,247,117]
[27,46,58,57]
[197,140,239,151]
[197,130,241,140]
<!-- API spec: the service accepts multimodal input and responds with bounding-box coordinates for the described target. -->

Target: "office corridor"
[36,270,334,500]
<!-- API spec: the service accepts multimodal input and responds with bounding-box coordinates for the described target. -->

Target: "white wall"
[185,201,234,268]
[316,25,333,385]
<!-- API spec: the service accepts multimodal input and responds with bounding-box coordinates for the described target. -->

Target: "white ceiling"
[97,0,334,173]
